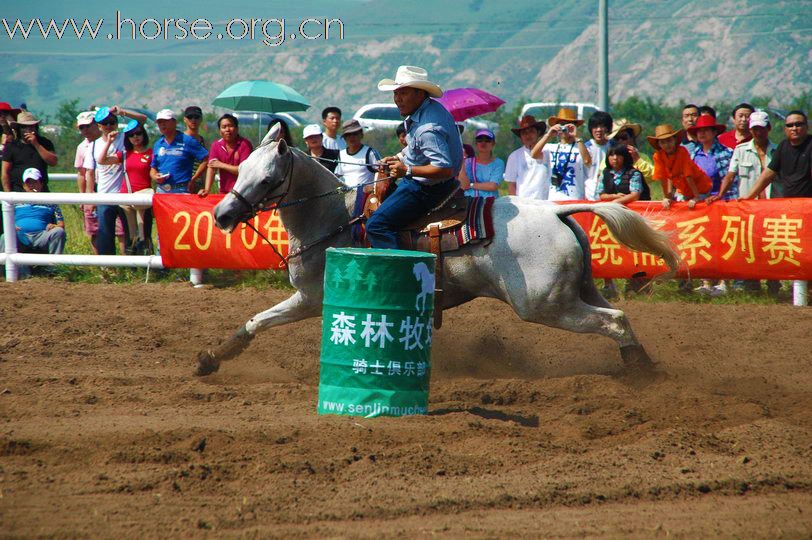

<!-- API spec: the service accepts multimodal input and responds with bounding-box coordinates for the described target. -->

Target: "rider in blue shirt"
[367,66,463,249]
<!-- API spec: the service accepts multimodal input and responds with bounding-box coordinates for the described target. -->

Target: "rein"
[310,154,383,168]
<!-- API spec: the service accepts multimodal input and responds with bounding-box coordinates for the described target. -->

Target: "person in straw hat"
[530,107,592,201]
[649,123,713,295]
[648,124,711,210]
[609,118,655,184]
[366,66,463,249]
[504,115,550,200]
[0,102,21,151]
[2,111,57,193]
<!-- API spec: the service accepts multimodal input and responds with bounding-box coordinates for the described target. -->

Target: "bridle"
[224,146,394,271]
[228,145,296,220]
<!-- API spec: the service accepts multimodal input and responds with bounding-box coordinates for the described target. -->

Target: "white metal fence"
[0,185,203,286]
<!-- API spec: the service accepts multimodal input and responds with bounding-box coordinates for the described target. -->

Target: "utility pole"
[598,0,609,111]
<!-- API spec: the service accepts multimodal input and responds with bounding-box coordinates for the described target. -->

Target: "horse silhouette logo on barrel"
[413,262,435,314]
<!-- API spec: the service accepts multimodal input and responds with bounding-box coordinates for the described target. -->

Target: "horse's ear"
[260,123,282,147]
[277,138,288,155]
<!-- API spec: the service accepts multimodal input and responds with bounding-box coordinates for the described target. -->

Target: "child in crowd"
[649,124,713,294]
[649,124,711,209]
[598,144,650,204]
[598,145,649,297]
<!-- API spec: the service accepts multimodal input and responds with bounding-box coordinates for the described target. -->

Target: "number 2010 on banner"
[172,211,276,251]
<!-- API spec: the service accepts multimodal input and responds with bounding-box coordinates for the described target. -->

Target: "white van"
[519,102,600,123]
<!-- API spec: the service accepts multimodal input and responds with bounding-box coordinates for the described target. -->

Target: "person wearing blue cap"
[459,128,504,198]
[82,105,147,255]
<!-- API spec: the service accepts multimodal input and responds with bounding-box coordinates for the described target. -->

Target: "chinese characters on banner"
[152,194,288,270]
[153,194,811,280]
[572,200,810,280]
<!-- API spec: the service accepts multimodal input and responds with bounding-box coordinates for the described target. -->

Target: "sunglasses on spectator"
[100,117,117,126]
[185,114,202,120]
[475,137,494,143]
[78,125,91,131]
[785,121,807,128]
[127,131,145,137]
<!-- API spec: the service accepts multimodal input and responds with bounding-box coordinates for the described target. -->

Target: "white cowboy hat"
[378,66,443,98]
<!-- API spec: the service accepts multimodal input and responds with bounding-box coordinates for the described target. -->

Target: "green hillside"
[1,0,810,118]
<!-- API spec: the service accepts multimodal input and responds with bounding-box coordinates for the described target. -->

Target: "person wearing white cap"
[302,123,339,174]
[0,168,65,277]
[73,111,103,254]
[710,110,777,204]
[711,110,779,293]
[150,108,209,194]
[366,65,463,249]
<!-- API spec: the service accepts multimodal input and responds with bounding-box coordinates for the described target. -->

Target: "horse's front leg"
[194,291,320,376]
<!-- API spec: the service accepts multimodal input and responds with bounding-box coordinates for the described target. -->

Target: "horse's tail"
[553,203,680,275]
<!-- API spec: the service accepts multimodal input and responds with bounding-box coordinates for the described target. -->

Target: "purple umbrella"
[437,87,505,122]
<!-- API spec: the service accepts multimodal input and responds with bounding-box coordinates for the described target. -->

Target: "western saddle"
[361,181,475,330]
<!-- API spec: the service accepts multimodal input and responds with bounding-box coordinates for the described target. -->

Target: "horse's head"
[214,123,294,233]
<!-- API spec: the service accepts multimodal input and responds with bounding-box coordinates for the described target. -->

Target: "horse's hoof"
[194,350,220,377]
[619,344,666,387]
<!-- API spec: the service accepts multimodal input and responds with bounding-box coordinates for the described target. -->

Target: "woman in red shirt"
[119,122,154,254]
[200,114,253,196]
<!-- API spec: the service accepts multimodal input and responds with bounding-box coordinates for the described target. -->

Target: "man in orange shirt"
[649,124,712,210]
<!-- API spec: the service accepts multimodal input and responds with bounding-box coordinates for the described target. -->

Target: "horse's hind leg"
[195,291,320,376]
[522,300,656,375]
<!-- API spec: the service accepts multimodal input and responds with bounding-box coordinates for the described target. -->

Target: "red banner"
[153,194,288,270]
[571,199,811,280]
[154,194,812,279]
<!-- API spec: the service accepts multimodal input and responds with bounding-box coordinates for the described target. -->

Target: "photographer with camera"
[530,108,592,201]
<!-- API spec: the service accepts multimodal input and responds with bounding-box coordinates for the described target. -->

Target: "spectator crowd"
[1,96,809,297]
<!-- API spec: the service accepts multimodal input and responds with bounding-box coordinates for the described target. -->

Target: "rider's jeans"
[366,177,457,249]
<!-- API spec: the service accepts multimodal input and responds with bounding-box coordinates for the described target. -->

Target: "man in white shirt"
[321,106,347,151]
[584,111,613,200]
[334,120,381,188]
[504,115,550,199]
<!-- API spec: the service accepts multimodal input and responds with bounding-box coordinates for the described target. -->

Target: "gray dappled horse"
[197,124,679,379]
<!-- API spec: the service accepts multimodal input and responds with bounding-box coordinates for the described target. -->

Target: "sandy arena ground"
[1,281,811,538]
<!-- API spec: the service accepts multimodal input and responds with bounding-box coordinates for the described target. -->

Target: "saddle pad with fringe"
[403,196,496,253]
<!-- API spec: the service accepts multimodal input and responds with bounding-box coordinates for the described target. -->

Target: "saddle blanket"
[354,195,496,253]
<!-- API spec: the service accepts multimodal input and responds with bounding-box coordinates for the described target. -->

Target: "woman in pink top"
[199,114,253,196]
[119,122,154,253]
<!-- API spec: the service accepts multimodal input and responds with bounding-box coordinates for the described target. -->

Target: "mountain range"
[2,0,810,120]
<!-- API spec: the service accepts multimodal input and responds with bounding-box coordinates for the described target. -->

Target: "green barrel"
[318,248,436,418]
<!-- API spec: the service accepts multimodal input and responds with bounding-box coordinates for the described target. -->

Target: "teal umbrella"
[212,80,310,113]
